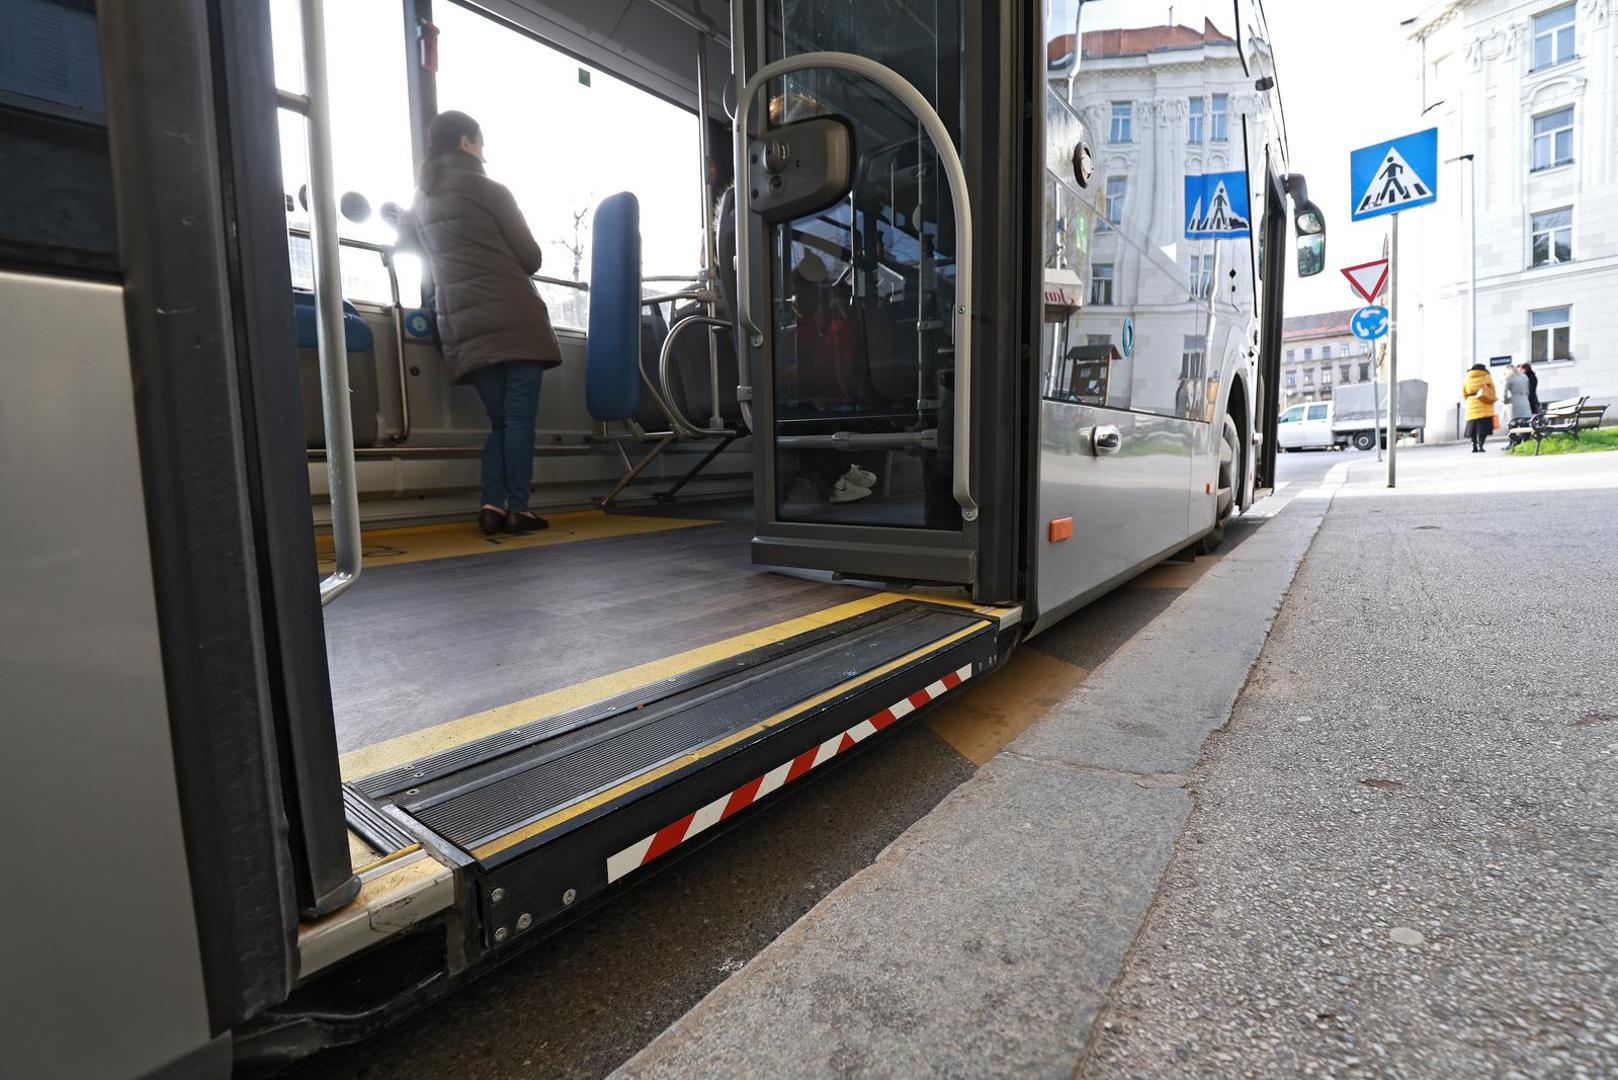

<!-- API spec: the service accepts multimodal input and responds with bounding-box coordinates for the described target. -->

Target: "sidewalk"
[618,443,1617,1078]
[1083,443,1618,1078]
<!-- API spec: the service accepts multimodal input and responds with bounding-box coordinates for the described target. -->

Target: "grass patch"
[1508,426,1618,456]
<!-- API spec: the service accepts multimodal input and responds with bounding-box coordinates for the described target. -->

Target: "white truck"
[1277,380,1428,452]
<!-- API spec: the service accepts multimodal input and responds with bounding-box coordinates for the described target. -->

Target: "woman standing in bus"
[398,111,561,534]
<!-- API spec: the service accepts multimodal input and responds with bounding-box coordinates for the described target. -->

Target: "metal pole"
[1387,213,1399,488]
[1371,342,1382,462]
[302,0,363,602]
[694,34,724,430]
[1468,155,1477,376]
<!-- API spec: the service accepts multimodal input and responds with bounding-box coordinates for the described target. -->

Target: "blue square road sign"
[1350,127,1438,222]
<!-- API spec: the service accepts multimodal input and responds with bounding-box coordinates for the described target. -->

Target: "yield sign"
[1341,259,1389,305]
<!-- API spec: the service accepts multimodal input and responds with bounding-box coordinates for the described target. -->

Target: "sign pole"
[1372,343,1383,462]
[1387,215,1399,488]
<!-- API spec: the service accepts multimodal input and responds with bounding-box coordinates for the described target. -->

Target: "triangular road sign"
[1355,146,1432,216]
[1341,259,1389,305]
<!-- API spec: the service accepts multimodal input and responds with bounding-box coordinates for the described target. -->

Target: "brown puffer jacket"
[398,153,562,382]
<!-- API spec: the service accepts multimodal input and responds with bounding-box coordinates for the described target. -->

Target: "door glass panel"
[766,0,963,529]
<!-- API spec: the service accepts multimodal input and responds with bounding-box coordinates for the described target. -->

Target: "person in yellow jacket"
[1462,363,1498,452]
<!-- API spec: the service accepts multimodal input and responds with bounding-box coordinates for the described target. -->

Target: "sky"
[1262,0,1430,316]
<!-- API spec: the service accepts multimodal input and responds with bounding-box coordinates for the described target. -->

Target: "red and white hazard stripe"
[605,664,974,882]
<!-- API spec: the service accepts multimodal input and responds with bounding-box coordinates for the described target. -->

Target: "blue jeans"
[467,361,545,512]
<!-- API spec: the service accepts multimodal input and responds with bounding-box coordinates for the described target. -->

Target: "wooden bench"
[1518,395,1609,455]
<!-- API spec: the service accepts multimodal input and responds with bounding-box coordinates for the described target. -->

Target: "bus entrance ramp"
[616,486,1334,1077]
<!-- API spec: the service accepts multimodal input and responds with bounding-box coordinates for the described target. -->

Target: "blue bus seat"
[291,289,376,353]
[290,289,379,448]
[586,192,642,422]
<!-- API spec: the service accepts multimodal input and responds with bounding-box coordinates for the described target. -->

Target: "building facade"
[1403,0,1617,434]
[1280,309,1380,407]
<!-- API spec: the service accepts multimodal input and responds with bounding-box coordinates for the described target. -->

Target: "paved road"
[283,499,1269,1078]
[1082,443,1618,1078]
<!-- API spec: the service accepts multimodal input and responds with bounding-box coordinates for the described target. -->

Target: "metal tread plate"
[399,602,988,854]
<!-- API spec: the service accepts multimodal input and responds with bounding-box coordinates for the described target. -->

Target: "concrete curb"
[614,476,1344,1079]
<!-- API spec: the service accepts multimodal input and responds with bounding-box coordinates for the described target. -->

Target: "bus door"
[732,1,998,593]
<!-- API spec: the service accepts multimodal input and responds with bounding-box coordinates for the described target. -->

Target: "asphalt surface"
[283,475,1295,1078]
[1082,443,1618,1078]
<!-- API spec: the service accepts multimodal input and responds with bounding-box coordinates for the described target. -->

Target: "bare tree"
[558,201,592,281]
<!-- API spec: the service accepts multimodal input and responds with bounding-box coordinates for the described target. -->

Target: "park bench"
[1516,395,1609,455]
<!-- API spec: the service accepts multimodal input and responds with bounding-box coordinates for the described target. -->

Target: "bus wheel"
[1201,412,1241,553]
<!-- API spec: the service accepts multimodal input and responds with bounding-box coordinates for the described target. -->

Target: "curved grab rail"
[657,314,735,438]
[731,52,978,522]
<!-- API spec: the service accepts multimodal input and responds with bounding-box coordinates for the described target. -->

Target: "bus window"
[432,4,702,329]
[269,0,416,300]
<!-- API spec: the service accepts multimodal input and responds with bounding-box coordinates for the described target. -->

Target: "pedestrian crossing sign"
[1350,127,1438,221]
[1183,170,1252,239]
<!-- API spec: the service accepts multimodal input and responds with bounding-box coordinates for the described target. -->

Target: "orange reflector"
[1205,482,1213,495]
[1048,516,1073,542]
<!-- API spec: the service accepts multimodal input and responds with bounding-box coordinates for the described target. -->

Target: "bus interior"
[2,0,1320,1072]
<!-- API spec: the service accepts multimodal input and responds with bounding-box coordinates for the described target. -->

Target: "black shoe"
[506,510,550,535]
[478,507,505,535]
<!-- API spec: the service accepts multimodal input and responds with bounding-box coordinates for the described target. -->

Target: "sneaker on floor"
[842,464,878,489]
[829,476,874,503]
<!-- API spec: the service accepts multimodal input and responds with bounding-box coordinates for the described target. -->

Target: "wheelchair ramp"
[352,597,1005,953]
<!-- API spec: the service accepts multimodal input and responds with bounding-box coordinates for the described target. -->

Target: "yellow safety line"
[471,620,989,861]
[341,591,910,781]
[351,842,423,877]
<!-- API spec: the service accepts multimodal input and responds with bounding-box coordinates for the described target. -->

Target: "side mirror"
[339,191,372,224]
[1297,233,1325,277]
[1294,199,1325,277]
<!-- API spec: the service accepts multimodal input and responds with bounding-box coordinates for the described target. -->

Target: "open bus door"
[729,3,1026,602]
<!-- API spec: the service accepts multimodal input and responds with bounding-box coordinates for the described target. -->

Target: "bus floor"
[287,513,1266,1080]
[322,499,879,761]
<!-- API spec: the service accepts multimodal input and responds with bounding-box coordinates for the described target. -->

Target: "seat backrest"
[586,192,642,422]
[291,290,375,353]
[1545,396,1585,415]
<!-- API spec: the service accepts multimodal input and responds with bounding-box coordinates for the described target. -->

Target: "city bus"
[0,0,1322,1074]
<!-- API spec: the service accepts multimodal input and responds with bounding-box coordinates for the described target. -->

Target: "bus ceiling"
[462,0,732,113]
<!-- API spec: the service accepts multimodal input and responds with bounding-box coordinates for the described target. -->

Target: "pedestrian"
[1503,363,1531,449]
[1461,362,1497,453]
[397,110,561,535]
[1519,359,1541,414]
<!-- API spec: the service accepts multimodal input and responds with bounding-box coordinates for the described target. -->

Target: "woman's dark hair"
[1520,360,1534,371]
[1470,363,1487,372]
[418,110,482,194]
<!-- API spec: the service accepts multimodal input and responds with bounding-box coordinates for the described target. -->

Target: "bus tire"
[1200,412,1241,554]
[1352,429,1376,451]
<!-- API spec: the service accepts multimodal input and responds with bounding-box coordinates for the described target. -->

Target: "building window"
[1303,347,1313,361]
[1303,368,1314,386]
[1359,361,1371,382]
[1532,4,1576,70]
[1285,348,1295,362]
[1321,365,1333,385]
[1285,369,1297,389]
[1530,305,1571,362]
[1322,344,1333,360]
[1210,94,1229,142]
[1110,101,1132,144]
[1100,176,1127,230]
[1531,206,1572,265]
[1188,97,1204,144]
[1340,363,1352,383]
[1531,107,1573,171]
[1089,263,1114,305]
[1189,255,1212,299]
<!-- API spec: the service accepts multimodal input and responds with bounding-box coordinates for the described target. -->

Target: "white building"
[1402,0,1618,435]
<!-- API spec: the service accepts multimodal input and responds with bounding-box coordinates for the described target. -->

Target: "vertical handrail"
[299,0,362,603]
[693,33,725,431]
[732,52,978,522]
[381,250,411,441]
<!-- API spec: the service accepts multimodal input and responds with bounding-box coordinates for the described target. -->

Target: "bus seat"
[586,191,642,422]
[291,289,380,448]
